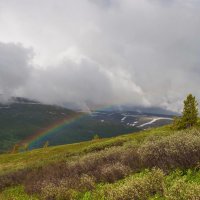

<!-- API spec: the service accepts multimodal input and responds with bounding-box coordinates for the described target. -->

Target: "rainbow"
[18,104,118,149]
[19,112,86,148]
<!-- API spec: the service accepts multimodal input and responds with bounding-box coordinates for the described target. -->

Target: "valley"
[0,98,173,152]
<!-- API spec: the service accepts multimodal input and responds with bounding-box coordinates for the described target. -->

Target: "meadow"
[1,125,200,199]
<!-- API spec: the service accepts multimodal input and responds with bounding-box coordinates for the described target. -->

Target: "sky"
[0,0,200,112]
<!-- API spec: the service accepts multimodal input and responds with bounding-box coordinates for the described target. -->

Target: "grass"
[2,169,200,200]
[77,168,200,200]
[0,186,38,200]
[0,169,200,200]
[0,126,171,175]
[2,125,200,199]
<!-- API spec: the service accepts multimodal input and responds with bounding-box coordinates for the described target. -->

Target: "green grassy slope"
[0,126,171,175]
[1,126,200,200]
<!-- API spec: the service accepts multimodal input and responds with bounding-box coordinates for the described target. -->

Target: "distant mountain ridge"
[2,97,178,116]
[95,105,178,116]
[9,97,40,104]
[0,97,174,152]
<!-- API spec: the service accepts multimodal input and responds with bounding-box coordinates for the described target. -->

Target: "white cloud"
[0,0,200,111]
[0,42,33,101]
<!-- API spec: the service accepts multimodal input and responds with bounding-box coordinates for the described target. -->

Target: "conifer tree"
[181,94,198,128]
[23,143,29,151]
[11,144,20,153]
[93,134,100,140]
[43,141,49,148]
[172,94,199,130]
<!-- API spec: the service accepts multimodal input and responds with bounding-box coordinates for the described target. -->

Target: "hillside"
[0,98,173,153]
[0,99,76,152]
[1,125,200,199]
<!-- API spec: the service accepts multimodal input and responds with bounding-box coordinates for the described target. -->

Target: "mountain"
[95,104,178,116]
[0,98,76,152]
[0,97,173,152]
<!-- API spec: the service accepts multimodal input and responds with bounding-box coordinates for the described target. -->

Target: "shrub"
[21,146,139,195]
[0,169,31,190]
[93,134,100,140]
[79,174,96,191]
[138,129,200,169]
[40,174,95,200]
[3,128,200,198]
[99,162,131,183]
[83,139,126,153]
[104,169,165,200]
[165,179,200,200]
[41,181,78,200]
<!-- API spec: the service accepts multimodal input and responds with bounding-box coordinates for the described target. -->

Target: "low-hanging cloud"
[23,56,147,110]
[0,0,200,111]
[0,42,33,102]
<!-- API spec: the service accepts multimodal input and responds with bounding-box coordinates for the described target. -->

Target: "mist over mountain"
[95,105,178,116]
[1,96,178,116]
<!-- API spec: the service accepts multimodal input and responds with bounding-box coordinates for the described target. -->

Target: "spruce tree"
[11,144,20,153]
[43,141,49,148]
[181,94,198,128]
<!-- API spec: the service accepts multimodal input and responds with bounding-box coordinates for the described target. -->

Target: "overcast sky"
[0,0,200,111]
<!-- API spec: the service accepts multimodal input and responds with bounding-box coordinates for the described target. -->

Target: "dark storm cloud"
[23,57,146,110]
[88,0,116,8]
[0,42,33,102]
[0,0,200,111]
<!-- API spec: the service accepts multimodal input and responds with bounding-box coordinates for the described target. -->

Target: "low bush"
[82,169,200,200]
[99,162,131,183]
[2,128,200,199]
[21,146,139,195]
[0,168,31,189]
[83,138,126,153]
[104,168,165,200]
[41,182,78,200]
[138,129,200,170]
[165,179,200,200]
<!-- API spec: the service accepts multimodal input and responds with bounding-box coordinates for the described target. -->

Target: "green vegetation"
[0,103,139,153]
[92,134,100,140]
[173,94,198,130]
[43,141,49,148]
[1,94,200,199]
[1,126,200,199]
[0,186,38,200]
[0,103,76,152]
[0,126,169,175]
[78,169,200,200]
